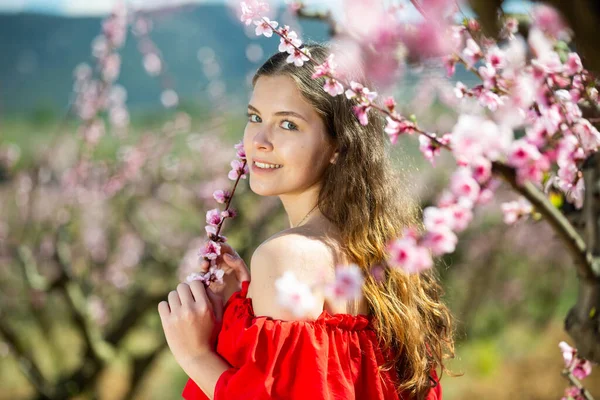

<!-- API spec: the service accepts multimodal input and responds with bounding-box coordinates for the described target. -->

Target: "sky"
[0,0,341,16]
[0,0,530,17]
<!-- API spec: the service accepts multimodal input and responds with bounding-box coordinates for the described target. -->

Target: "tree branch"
[492,162,599,281]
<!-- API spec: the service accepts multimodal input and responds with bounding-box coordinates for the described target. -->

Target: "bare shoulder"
[247,232,336,321]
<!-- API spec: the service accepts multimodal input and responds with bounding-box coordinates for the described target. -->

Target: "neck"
[279,183,321,228]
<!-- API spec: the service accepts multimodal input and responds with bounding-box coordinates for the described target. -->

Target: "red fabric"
[182,280,442,400]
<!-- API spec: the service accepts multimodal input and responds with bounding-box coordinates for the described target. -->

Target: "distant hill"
[0,5,478,118]
[0,4,330,116]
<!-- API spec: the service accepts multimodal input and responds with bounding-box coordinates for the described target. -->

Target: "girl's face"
[243,75,336,197]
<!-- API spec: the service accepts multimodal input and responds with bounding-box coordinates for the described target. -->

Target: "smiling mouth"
[253,161,283,169]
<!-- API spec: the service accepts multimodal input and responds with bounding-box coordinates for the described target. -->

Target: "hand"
[158,280,224,373]
[201,242,250,303]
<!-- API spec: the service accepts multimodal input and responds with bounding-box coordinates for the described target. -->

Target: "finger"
[218,242,239,258]
[176,283,195,306]
[206,286,224,323]
[223,253,251,283]
[168,290,181,311]
[158,300,170,318]
[188,280,210,311]
[199,258,210,272]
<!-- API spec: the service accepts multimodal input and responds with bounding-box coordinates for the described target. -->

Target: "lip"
[253,158,282,165]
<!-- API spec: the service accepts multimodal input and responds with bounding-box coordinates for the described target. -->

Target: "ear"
[330,150,339,164]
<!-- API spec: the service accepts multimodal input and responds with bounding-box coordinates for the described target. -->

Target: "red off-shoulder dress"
[182,280,442,399]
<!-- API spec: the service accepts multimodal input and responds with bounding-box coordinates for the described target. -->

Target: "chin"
[249,179,282,197]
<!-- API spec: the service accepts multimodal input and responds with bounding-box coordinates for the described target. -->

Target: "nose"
[253,127,274,151]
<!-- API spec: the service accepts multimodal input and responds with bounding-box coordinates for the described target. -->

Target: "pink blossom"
[566,177,585,209]
[385,116,416,144]
[187,265,225,285]
[532,4,569,40]
[471,156,492,183]
[345,81,378,102]
[286,48,309,67]
[454,82,468,99]
[228,159,248,180]
[419,133,449,165]
[565,53,583,76]
[198,240,221,260]
[102,53,121,82]
[478,90,505,111]
[254,17,278,37]
[398,20,451,59]
[205,225,217,236]
[531,50,564,75]
[486,46,506,70]
[442,55,456,77]
[384,96,396,112]
[275,271,317,317]
[508,140,542,168]
[448,202,473,232]
[511,72,538,110]
[206,208,222,226]
[501,198,532,225]
[477,187,495,205]
[221,208,237,219]
[563,386,582,399]
[572,119,600,153]
[478,64,497,89]
[324,264,364,301]
[572,358,593,380]
[240,0,269,25]
[323,78,344,96]
[451,115,513,163]
[559,341,576,367]
[235,140,246,160]
[502,17,519,39]
[278,29,301,53]
[386,236,433,274]
[213,189,230,204]
[462,38,482,68]
[353,104,371,126]
[516,158,549,185]
[312,54,336,79]
[422,226,458,256]
[450,167,481,203]
[423,207,454,231]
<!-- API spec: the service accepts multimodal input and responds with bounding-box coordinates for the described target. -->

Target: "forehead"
[250,75,316,117]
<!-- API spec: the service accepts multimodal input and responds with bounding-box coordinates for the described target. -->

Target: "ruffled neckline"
[226,280,374,331]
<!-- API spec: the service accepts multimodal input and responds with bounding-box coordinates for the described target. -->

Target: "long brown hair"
[252,42,456,400]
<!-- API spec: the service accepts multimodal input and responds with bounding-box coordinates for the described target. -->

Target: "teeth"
[255,161,282,169]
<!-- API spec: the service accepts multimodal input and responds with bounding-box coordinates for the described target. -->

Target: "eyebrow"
[247,104,308,122]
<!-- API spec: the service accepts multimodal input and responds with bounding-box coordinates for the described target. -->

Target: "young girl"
[159,43,455,400]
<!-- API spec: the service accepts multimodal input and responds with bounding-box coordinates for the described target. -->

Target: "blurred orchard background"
[0,0,599,399]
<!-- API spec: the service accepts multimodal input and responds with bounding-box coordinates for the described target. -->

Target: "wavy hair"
[252,43,457,399]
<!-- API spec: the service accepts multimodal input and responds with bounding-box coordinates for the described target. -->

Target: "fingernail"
[224,254,234,260]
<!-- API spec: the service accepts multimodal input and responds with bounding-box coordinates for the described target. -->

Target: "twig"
[561,368,595,400]
[492,162,599,280]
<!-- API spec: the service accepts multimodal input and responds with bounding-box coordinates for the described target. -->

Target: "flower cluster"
[131,15,180,108]
[72,2,129,137]
[240,1,600,280]
[187,141,247,285]
[558,341,595,400]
